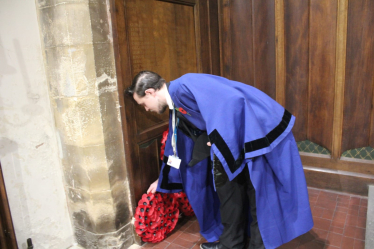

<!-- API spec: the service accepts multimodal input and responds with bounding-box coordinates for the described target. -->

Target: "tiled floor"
[133,188,368,249]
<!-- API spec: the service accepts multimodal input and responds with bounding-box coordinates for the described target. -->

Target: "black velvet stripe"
[208,109,292,174]
[209,130,244,173]
[244,109,291,153]
[160,156,183,190]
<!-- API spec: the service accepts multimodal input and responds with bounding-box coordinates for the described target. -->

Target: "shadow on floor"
[278,229,328,249]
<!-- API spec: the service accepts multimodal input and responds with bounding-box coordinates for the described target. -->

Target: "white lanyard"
[167,105,181,169]
[171,106,179,156]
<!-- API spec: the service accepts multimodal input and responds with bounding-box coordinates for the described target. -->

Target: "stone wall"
[37,0,133,247]
[0,0,75,248]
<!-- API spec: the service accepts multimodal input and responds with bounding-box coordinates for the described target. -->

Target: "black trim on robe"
[176,112,211,167]
[244,109,292,153]
[160,156,183,190]
[208,109,292,174]
[209,130,245,173]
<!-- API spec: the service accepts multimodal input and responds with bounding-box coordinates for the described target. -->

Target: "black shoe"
[200,242,226,249]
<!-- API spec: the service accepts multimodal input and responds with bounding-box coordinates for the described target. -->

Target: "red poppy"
[135,205,148,218]
[173,192,195,216]
[134,192,181,243]
[135,226,148,235]
[178,107,187,114]
[134,191,195,243]
[160,128,169,158]
[153,193,161,200]
[134,220,147,229]
[149,212,160,223]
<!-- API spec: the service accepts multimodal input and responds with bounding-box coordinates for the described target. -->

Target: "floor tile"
[314,218,332,231]
[165,244,188,249]
[353,239,365,249]
[349,197,361,206]
[151,241,171,249]
[345,215,358,227]
[177,232,201,243]
[312,228,329,240]
[297,240,325,249]
[343,226,356,238]
[277,238,299,248]
[335,206,348,213]
[172,237,197,248]
[360,198,368,207]
[313,206,325,218]
[319,191,338,200]
[341,236,355,249]
[327,232,343,247]
[325,245,340,249]
[329,226,344,235]
[139,188,368,249]
[164,230,182,243]
[355,227,365,241]
[356,216,367,228]
[322,209,335,220]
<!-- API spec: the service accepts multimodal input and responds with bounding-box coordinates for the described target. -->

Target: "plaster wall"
[0,0,75,248]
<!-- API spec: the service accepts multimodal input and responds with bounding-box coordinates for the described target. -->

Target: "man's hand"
[207,142,211,146]
[147,179,159,194]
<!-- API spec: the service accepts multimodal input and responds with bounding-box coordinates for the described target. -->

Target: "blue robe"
[156,73,313,248]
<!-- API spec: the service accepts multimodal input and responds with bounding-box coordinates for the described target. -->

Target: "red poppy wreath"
[134,129,195,243]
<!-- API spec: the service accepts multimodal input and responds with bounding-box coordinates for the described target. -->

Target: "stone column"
[35,0,134,247]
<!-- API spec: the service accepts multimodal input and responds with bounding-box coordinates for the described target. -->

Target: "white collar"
[165,86,174,110]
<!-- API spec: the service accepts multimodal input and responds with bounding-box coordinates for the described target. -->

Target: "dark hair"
[125,71,166,97]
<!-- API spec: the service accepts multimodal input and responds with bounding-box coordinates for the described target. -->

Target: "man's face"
[133,90,167,114]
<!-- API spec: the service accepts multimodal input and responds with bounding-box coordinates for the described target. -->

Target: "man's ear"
[144,88,156,96]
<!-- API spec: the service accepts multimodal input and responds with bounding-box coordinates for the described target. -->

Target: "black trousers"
[213,155,265,249]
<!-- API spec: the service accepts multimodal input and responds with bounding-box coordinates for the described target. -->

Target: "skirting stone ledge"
[74,222,134,249]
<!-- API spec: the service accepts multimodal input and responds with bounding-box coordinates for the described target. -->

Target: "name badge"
[167,155,181,169]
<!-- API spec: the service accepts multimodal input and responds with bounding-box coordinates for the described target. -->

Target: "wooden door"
[219,0,374,195]
[112,0,220,205]
[0,162,18,249]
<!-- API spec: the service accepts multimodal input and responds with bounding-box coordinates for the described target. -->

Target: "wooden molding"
[218,0,232,79]
[301,153,374,195]
[304,166,374,196]
[157,0,196,6]
[301,154,374,175]
[275,0,286,107]
[332,0,348,159]
[137,122,169,144]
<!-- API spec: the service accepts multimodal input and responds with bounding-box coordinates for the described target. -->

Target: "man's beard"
[157,101,168,114]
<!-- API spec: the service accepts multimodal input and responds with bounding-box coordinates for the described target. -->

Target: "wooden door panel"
[219,0,276,98]
[136,139,161,198]
[252,0,276,98]
[125,0,200,202]
[341,0,374,152]
[307,0,337,152]
[126,0,198,134]
[284,0,309,142]
[113,0,220,205]
[220,0,254,84]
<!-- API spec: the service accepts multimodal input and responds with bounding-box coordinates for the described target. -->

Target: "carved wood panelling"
[341,0,374,152]
[284,0,309,142]
[219,0,276,99]
[218,0,374,195]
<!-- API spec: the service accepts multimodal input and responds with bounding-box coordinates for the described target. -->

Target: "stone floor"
[130,187,368,249]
